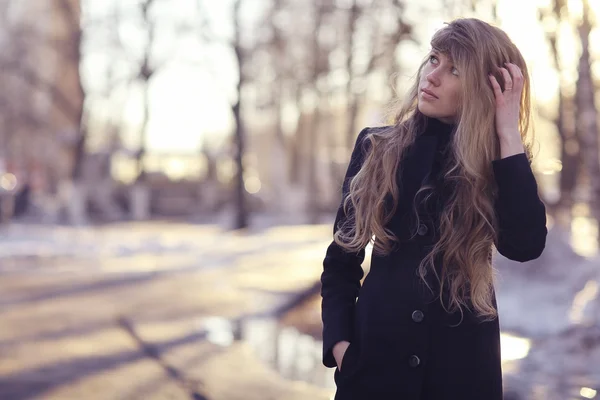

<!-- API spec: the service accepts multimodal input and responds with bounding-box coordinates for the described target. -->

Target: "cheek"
[447,84,462,108]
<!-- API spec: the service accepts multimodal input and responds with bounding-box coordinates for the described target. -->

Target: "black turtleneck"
[419,118,456,219]
[422,117,454,175]
[421,117,454,138]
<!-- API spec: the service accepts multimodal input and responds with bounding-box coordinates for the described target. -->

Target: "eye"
[429,55,439,64]
[451,67,459,76]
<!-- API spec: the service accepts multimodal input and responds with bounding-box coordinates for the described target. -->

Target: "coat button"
[409,355,421,368]
[417,223,428,236]
[412,310,424,323]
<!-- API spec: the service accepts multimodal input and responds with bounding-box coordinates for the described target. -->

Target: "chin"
[418,102,451,121]
[417,102,436,118]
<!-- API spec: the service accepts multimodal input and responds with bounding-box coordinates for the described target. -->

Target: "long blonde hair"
[334,18,535,321]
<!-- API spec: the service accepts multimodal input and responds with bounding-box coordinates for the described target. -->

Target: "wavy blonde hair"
[334,18,536,321]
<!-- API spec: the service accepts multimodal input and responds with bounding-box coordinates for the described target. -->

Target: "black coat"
[320,120,548,400]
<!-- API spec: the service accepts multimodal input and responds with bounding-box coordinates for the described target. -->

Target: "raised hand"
[488,62,524,143]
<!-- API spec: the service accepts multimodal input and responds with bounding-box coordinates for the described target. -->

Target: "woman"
[320,18,547,400]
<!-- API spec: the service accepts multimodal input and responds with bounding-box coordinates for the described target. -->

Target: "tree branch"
[0,59,79,122]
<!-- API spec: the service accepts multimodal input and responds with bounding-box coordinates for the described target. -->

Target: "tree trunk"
[136,81,150,183]
[69,26,86,182]
[539,7,580,230]
[575,0,600,247]
[345,0,360,151]
[306,106,322,224]
[289,89,305,186]
[232,0,248,230]
[305,2,327,224]
[269,0,288,214]
[555,94,579,229]
[54,0,87,225]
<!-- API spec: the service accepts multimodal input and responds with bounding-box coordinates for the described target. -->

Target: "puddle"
[202,315,335,390]
[200,293,600,399]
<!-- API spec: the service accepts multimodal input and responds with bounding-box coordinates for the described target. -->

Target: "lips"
[421,88,438,99]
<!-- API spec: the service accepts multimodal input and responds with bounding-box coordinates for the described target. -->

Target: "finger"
[504,62,524,89]
[488,74,503,100]
[505,62,522,78]
[498,67,513,91]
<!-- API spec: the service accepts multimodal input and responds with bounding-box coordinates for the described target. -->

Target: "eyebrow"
[431,49,454,63]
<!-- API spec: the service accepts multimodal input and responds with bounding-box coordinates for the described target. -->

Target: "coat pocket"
[338,342,360,379]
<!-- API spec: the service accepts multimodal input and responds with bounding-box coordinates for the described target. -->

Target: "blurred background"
[0,0,599,399]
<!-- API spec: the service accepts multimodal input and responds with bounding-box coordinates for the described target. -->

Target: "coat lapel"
[386,134,440,241]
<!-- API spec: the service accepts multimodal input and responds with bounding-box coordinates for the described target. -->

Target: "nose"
[426,69,441,87]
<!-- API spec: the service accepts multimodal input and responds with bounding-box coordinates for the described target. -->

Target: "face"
[417,50,461,124]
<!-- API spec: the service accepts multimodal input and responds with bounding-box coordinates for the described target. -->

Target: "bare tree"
[0,0,87,222]
[0,1,85,172]
[537,0,580,229]
[575,0,600,246]
[249,0,417,219]
[231,0,249,229]
[538,0,600,237]
[197,0,250,229]
[54,0,87,182]
[344,0,413,150]
[134,0,158,184]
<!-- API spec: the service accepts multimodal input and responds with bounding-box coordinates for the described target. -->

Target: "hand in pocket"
[334,341,351,371]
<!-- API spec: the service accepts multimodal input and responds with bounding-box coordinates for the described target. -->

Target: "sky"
[80,0,599,156]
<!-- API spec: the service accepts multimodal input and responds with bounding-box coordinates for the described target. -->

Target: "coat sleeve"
[320,127,371,368]
[491,152,548,262]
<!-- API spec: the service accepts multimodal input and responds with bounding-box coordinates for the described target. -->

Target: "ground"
[0,222,333,400]
[0,220,599,400]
